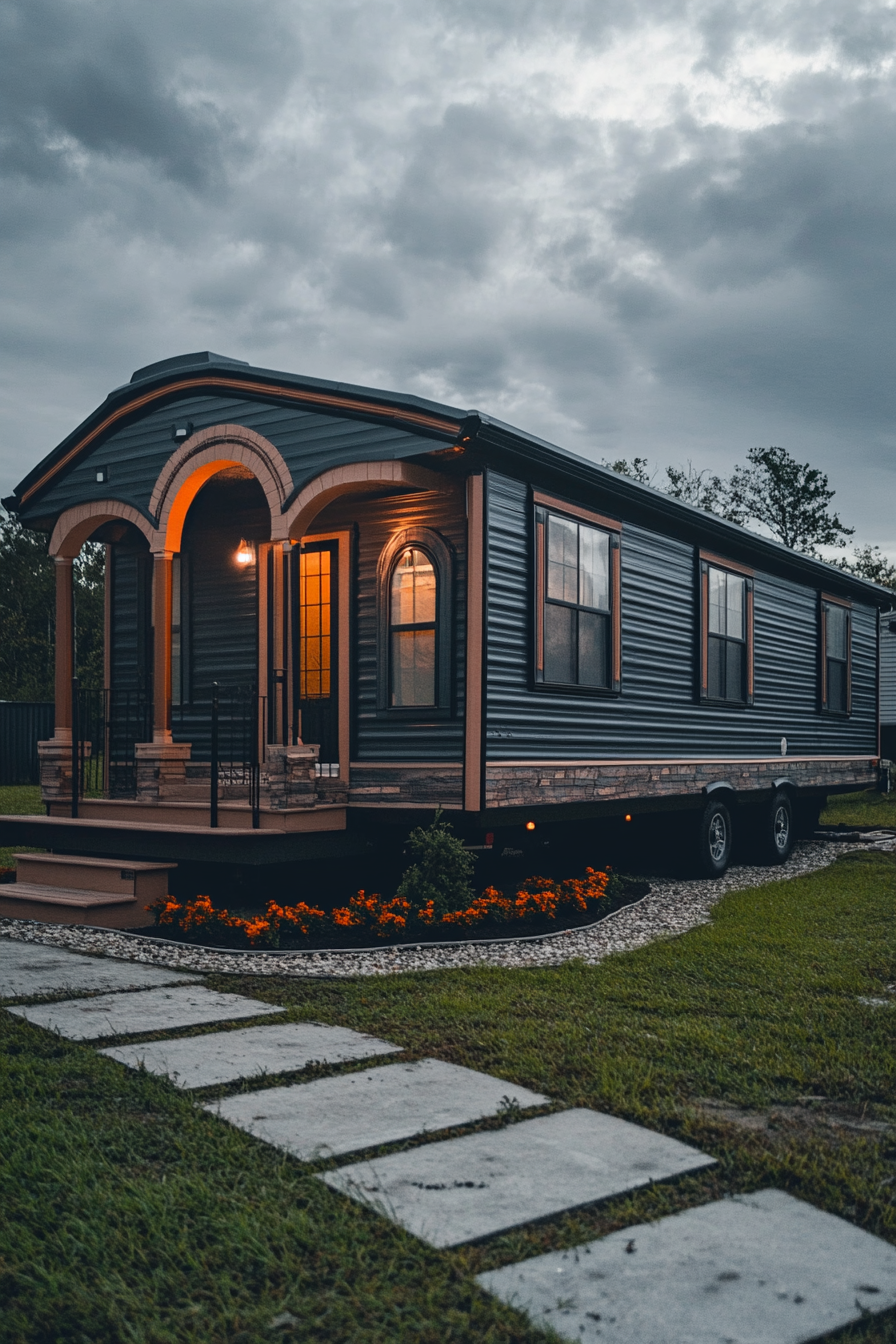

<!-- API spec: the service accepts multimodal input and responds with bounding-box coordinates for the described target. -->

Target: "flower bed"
[145,867,646,950]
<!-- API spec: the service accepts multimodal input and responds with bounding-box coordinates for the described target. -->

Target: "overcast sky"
[2,0,895,554]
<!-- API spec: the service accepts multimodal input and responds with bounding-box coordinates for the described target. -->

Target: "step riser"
[0,893,149,929]
[14,859,170,901]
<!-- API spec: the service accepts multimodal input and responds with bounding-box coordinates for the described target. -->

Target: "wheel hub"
[708,813,728,863]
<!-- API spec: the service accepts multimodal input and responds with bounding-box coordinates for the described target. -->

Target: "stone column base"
[38,738,79,806]
[135,742,192,803]
[264,744,320,809]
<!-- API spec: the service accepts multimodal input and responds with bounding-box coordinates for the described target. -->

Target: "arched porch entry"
[45,433,449,818]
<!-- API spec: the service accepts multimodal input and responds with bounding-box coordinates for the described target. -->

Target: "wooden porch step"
[14,853,175,902]
[0,883,151,929]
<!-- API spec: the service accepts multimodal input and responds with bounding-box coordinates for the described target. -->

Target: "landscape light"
[525,820,536,831]
[625,814,632,822]
[235,538,255,566]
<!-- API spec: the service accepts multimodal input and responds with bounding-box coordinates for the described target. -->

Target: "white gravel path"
[1,836,892,980]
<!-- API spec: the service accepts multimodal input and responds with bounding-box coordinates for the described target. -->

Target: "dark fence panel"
[0,702,54,785]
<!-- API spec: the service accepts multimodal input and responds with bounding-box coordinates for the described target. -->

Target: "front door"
[293,539,339,772]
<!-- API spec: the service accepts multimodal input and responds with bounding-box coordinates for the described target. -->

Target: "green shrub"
[394,810,476,918]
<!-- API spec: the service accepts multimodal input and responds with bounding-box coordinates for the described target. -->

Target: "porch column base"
[38,738,77,806]
[264,744,320,809]
[135,742,192,804]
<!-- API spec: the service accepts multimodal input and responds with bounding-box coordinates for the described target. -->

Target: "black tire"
[697,798,733,877]
[757,790,794,865]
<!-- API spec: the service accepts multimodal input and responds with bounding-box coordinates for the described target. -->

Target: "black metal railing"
[71,681,265,827]
[174,684,265,829]
[72,681,153,815]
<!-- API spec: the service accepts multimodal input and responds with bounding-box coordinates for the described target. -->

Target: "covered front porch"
[35,428,453,838]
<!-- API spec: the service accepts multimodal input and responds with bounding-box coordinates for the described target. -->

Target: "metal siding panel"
[110,549,150,693]
[880,616,896,724]
[312,486,466,762]
[182,479,262,695]
[485,471,878,760]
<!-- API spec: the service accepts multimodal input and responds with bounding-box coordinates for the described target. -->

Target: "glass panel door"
[294,540,339,773]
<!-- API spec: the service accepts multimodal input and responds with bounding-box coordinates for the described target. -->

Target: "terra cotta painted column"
[54,556,74,742]
[152,551,173,743]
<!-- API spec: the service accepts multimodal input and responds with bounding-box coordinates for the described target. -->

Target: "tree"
[836,544,896,590]
[601,457,654,485]
[663,462,730,515]
[0,508,105,700]
[726,447,854,556]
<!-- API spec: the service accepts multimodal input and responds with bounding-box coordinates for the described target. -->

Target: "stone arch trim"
[284,460,447,542]
[150,424,294,552]
[49,500,155,558]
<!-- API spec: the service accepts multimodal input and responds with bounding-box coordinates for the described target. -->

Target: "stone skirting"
[484,757,880,810]
[349,764,463,807]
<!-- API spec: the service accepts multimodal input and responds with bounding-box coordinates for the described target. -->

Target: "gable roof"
[7,352,467,512]
[6,352,893,607]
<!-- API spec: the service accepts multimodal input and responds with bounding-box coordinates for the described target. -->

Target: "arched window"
[390,547,437,706]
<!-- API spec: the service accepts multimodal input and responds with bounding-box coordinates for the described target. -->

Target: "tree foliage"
[663,461,730,515]
[836,544,896,590]
[603,445,872,562]
[0,509,105,700]
[726,446,854,555]
[601,457,653,485]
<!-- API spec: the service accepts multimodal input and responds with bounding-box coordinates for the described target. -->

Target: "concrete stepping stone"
[100,1020,401,1088]
[321,1108,715,1247]
[0,938,199,1000]
[7,984,283,1041]
[477,1188,896,1344]
[207,1058,548,1161]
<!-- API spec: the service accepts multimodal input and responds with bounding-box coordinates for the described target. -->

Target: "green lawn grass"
[821,787,896,828]
[2,849,895,1342]
[0,785,44,870]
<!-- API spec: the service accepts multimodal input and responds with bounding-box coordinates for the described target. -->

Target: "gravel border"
[2,834,893,979]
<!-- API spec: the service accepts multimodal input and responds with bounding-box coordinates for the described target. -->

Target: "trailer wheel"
[697,798,733,876]
[759,790,794,865]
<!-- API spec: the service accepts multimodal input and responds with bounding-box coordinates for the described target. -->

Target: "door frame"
[294,530,351,787]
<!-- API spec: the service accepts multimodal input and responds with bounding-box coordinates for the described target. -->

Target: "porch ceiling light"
[235,538,255,566]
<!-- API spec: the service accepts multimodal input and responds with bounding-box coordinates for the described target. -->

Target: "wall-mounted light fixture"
[171,422,193,442]
[95,466,109,483]
[235,538,255,566]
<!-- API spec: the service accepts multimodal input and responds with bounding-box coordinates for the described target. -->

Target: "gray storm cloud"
[1,0,895,551]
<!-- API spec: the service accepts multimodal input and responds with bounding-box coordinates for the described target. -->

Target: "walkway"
[3,937,895,1343]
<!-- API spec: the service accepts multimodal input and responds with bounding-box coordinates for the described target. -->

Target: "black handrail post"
[210,682,219,829]
[70,677,79,818]
[251,689,261,829]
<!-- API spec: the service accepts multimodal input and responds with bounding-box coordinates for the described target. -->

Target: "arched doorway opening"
[172,466,271,764]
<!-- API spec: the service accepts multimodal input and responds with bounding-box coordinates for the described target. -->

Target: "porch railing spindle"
[70,677,79,818]
[210,682,219,829]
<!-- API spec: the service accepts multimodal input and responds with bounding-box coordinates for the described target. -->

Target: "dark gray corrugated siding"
[882,616,896,726]
[110,549,151,692]
[22,393,434,526]
[311,486,467,762]
[486,471,878,759]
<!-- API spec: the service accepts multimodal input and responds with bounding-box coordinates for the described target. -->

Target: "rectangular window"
[299,548,331,699]
[821,595,851,714]
[535,500,619,691]
[699,553,753,705]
